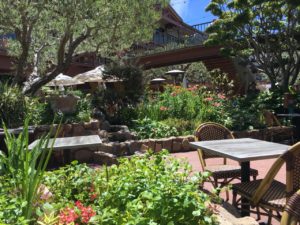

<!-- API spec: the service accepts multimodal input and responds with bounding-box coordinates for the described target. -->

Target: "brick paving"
[172,151,285,225]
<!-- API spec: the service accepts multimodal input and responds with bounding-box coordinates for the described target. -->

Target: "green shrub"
[0,83,26,128]
[32,91,93,125]
[132,117,179,139]
[0,119,56,223]
[136,86,227,128]
[161,118,199,136]
[0,176,29,225]
[43,151,217,225]
[223,96,266,131]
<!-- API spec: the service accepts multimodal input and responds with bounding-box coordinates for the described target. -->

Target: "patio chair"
[263,110,294,144]
[232,142,300,225]
[195,122,259,201]
[280,189,300,225]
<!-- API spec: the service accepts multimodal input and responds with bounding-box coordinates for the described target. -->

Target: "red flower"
[59,207,79,224]
[187,85,198,91]
[218,94,226,99]
[204,97,213,101]
[59,201,96,225]
[160,106,168,111]
[213,102,221,107]
[171,92,177,97]
[90,193,97,201]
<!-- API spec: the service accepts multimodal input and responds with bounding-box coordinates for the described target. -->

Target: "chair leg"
[256,206,261,221]
[232,191,238,208]
[267,209,273,225]
[223,178,229,201]
[252,175,261,220]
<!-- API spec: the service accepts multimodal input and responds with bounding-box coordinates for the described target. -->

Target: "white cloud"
[171,0,190,18]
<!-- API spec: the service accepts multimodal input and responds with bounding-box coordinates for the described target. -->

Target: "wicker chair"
[232,142,300,225]
[281,189,300,225]
[263,110,294,144]
[195,122,259,201]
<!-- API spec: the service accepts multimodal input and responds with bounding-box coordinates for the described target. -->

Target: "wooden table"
[29,135,102,164]
[190,138,289,216]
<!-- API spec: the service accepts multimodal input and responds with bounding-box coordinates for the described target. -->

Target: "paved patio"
[172,151,285,225]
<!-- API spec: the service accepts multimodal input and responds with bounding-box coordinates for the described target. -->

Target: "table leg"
[62,149,71,165]
[241,161,250,217]
[65,149,71,165]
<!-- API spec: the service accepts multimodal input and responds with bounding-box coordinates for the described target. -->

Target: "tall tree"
[205,0,300,91]
[0,0,168,95]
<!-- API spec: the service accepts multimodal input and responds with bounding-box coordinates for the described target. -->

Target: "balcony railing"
[192,21,214,32]
[129,31,208,57]
[127,21,214,57]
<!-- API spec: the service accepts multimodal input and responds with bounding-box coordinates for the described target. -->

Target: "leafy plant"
[43,151,217,225]
[132,117,179,139]
[205,0,300,91]
[0,175,29,224]
[0,83,27,128]
[135,86,227,132]
[42,161,94,206]
[161,118,199,136]
[0,118,57,222]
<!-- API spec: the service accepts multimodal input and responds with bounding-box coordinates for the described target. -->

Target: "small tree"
[0,0,168,95]
[205,0,300,91]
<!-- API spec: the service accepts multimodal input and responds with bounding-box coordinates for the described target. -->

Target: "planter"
[49,94,79,114]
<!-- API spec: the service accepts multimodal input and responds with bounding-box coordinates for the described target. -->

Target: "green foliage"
[132,117,179,139]
[0,0,169,94]
[105,63,144,102]
[162,118,199,136]
[34,91,92,125]
[134,86,227,137]
[255,90,284,112]
[205,0,300,91]
[209,69,235,96]
[132,86,284,133]
[185,62,211,83]
[42,161,94,208]
[43,151,217,225]
[0,119,56,222]
[92,64,144,124]
[0,176,29,225]
[0,84,92,127]
[223,96,265,131]
[0,83,27,128]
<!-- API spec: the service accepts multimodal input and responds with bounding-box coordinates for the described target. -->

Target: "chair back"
[252,142,300,205]
[194,122,234,169]
[281,189,300,225]
[263,110,281,127]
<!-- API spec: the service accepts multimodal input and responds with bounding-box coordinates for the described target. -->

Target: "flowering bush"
[135,85,228,137]
[42,151,218,225]
[59,201,96,225]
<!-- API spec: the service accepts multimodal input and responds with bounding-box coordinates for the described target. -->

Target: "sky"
[170,0,216,25]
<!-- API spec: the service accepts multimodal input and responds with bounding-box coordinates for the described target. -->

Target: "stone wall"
[33,119,135,143]
[31,121,295,166]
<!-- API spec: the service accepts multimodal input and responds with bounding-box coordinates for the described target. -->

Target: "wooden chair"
[281,189,300,225]
[195,122,258,201]
[232,142,300,225]
[263,110,294,144]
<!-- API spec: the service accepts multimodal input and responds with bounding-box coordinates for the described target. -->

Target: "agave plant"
[0,118,58,222]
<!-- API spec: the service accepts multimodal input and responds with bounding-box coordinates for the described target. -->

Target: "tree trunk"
[23,67,64,95]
